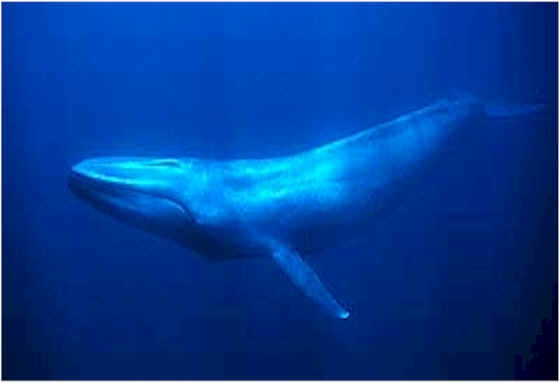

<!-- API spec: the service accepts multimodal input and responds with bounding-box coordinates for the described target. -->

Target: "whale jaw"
[68,157,195,241]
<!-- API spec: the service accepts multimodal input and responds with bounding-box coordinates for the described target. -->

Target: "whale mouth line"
[69,169,137,196]
[68,169,163,209]
[68,169,195,223]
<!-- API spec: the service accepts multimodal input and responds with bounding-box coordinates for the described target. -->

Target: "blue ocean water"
[2,3,557,380]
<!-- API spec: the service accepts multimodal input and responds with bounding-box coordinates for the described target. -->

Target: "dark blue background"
[2,3,557,379]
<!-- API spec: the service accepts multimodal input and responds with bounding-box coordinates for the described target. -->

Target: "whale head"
[68,157,204,241]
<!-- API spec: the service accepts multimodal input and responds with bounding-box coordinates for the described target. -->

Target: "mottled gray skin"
[69,97,520,318]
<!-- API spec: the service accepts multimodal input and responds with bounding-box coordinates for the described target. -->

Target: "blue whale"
[69,97,543,319]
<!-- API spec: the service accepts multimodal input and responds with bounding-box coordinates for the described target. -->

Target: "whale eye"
[148,160,182,168]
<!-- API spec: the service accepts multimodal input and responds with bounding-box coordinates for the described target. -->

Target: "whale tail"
[484,102,547,119]
[447,89,549,119]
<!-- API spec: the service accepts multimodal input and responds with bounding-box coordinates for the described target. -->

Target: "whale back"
[310,98,483,157]
[196,100,482,219]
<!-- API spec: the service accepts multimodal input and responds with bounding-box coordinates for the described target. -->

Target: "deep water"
[2,3,558,380]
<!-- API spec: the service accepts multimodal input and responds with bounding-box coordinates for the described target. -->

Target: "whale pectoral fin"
[269,242,350,319]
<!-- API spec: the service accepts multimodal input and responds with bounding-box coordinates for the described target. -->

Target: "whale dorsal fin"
[265,239,350,319]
